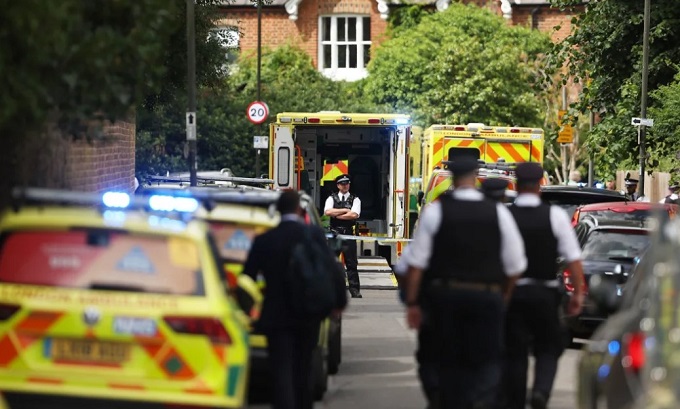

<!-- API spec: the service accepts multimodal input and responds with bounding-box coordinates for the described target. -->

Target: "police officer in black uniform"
[502,163,585,409]
[403,157,527,409]
[324,174,362,298]
[480,178,509,203]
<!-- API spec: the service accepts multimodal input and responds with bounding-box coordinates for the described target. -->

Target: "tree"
[0,0,225,208]
[549,0,680,180]
[362,2,551,127]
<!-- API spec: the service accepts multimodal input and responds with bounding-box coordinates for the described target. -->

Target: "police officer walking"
[403,156,527,409]
[480,178,510,203]
[324,174,362,298]
[502,163,585,409]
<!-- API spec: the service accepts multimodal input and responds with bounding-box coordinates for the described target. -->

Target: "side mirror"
[326,235,344,256]
[588,275,621,314]
[234,274,263,325]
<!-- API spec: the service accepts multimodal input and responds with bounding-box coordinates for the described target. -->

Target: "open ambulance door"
[271,124,296,190]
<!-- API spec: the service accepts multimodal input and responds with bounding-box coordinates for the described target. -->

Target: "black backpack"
[288,226,341,320]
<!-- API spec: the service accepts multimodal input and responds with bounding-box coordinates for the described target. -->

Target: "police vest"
[509,203,559,280]
[330,193,357,231]
[426,193,504,283]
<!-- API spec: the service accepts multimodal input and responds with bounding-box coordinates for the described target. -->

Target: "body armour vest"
[330,193,357,231]
[426,193,504,283]
[509,203,559,280]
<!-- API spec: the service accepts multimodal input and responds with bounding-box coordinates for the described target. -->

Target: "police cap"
[336,174,351,184]
[625,177,638,186]
[481,178,509,197]
[515,163,544,184]
[442,156,479,177]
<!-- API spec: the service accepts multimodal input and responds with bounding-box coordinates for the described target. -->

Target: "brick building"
[218,0,581,81]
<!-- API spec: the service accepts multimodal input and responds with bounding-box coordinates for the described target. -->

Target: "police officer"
[403,156,527,409]
[624,175,640,201]
[662,184,680,204]
[324,174,362,298]
[502,163,585,409]
[480,178,509,203]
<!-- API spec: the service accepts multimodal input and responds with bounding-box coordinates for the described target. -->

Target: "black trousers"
[502,285,565,409]
[417,302,440,408]
[429,286,505,409]
[265,323,320,409]
[340,239,360,291]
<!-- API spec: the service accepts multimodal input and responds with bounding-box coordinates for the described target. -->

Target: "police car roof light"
[102,192,131,208]
[148,195,199,213]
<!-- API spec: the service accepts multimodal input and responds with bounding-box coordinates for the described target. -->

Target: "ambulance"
[270,111,412,269]
[420,124,546,204]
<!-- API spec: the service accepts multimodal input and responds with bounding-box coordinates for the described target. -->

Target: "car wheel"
[312,345,328,401]
[328,316,342,375]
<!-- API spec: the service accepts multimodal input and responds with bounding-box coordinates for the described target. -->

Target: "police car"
[139,183,343,401]
[0,188,258,408]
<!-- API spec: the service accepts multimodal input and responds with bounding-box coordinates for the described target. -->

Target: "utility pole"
[561,86,568,184]
[187,0,197,186]
[639,0,651,197]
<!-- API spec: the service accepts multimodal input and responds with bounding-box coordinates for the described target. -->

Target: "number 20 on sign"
[247,101,269,125]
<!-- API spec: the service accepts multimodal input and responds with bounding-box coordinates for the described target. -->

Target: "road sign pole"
[187,0,197,187]
[639,0,651,197]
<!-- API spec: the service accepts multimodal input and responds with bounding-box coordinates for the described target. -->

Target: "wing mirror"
[325,234,344,256]
[233,274,263,326]
[588,275,622,314]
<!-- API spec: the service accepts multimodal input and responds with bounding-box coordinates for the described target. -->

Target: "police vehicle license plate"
[51,339,130,364]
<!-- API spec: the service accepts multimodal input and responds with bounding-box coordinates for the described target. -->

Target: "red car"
[571,201,678,227]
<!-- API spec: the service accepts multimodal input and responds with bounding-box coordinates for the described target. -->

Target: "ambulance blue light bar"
[102,192,131,208]
[148,195,199,213]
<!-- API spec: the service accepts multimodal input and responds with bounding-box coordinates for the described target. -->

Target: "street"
[249,289,581,409]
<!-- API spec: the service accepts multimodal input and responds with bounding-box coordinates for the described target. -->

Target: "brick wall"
[511,5,582,42]
[65,119,137,193]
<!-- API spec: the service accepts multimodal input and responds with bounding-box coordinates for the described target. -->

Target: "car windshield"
[0,229,205,295]
[581,230,650,262]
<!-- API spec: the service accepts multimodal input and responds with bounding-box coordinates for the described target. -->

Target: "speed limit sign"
[246,101,269,125]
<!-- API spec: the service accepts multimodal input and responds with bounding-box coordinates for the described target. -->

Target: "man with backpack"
[243,190,347,409]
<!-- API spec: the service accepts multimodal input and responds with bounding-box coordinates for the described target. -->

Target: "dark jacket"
[242,219,347,331]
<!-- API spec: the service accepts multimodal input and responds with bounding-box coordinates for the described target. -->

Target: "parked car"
[577,211,680,409]
[539,186,628,220]
[0,188,258,409]
[571,201,678,227]
[560,216,652,342]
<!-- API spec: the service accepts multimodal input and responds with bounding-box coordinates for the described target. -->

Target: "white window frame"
[318,15,371,81]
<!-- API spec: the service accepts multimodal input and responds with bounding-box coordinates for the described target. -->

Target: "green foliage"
[363,3,551,127]
[549,0,680,176]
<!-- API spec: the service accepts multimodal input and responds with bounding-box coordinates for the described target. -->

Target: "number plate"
[51,339,130,364]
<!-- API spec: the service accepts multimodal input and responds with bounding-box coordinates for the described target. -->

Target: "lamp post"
[255,0,262,178]
[638,0,651,197]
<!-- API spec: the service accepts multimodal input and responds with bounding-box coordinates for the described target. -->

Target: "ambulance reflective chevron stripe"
[321,160,348,183]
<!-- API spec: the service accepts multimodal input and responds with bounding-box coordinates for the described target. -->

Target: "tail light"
[0,303,20,321]
[563,269,587,293]
[571,209,580,227]
[163,316,232,345]
[622,331,645,373]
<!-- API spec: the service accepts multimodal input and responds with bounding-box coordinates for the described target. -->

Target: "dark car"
[540,186,629,220]
[560,216,651,342]
[577,212,679,409]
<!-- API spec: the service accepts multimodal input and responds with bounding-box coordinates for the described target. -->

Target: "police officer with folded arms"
[501,163,585,409]
[324,174,362,298]
[403,156,527,409]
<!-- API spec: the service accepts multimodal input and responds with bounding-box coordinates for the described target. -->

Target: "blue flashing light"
[148,195,199,213]
[608,340,620,356]
[395,117,410,125]
[103,192,131,208]
[597,364,610,379]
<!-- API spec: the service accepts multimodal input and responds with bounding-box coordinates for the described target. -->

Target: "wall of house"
[66,120,137,193]
[221,0,388,68]
[511,5,580,42]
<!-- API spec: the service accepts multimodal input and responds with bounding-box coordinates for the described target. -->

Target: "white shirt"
[514,194,582,263]
[406,188,527,277]
[324,193,362,216]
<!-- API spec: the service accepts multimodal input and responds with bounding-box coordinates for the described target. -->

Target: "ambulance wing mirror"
[234,274,263,324]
